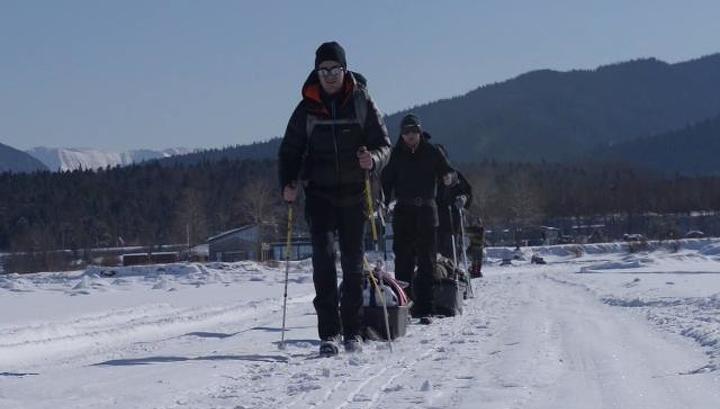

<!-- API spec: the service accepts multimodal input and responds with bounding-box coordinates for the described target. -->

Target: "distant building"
[122,251,178,266]
[540,226,561,245]
[208,225,263,262]
[208,220,394,262]
[267,239,313,261]
[207,224,299,262]
[187,244,209,262]
[571,224,606,243]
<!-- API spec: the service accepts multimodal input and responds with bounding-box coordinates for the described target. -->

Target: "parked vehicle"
[623,233,647,242]
[685,230,705,238]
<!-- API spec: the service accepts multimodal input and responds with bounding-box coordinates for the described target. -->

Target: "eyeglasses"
[317,65,344,78]
[401,125,421,135]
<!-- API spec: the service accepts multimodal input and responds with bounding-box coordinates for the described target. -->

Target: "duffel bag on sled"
[433,255,468,317]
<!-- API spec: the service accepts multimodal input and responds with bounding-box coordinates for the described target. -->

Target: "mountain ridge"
[0,142,48,173]
[26,147,193,171]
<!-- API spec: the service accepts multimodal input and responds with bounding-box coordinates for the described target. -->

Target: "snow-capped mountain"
[26,147,193,171]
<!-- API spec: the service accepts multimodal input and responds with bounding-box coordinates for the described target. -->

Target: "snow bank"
[0,260,309,296]
[0,275,34,292]
[603,292,720,373]
[699,242,720,258]
[487,238,720,263]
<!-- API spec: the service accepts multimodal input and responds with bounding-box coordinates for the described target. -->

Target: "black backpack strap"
[353,88,368,131]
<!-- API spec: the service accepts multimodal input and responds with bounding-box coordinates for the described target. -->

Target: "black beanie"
[400,113,421,130]
[315,41,347,69]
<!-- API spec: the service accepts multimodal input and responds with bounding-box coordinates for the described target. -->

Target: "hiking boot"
[343,335,363,353]
[410,304,432,319]
[319,335,341,356]
[419,316,434,325]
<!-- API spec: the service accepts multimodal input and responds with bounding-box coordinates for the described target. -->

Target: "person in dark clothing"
[382,114,455,324]
[278,42,391,355]
[434,144,473,261]
[466,219,485,278]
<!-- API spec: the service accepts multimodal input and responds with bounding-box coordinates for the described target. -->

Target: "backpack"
[435,255,466,282]
[434,255,470,316]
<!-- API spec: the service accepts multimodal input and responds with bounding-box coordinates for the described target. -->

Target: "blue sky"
[1,0,719,151]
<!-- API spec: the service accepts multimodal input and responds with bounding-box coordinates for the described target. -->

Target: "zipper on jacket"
[331,101,340,183]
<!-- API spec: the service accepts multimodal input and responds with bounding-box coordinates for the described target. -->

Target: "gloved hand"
[377,201,387,218]
[357,146,374,170]
[384,200,395,217]
[455,194,467,208]
[282,182,298,203]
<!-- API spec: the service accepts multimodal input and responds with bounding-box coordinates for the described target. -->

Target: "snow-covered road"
[1,242,719,408]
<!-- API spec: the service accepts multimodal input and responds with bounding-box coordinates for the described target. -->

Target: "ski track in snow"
[159,278,500,409]
[160,273,720,409]
[0,296,308,370]
[0,261,313,371]
[1,242,720,408]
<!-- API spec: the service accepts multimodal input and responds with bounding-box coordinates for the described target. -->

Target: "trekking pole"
[449,205,459,268]
[379,202,388,262]
[279,203,293,350]
[364,173,379,252]
[449,203,471,299]
[457,205,475,298]
[361,160,393,352]
[364,258,393,352]
[383,222,388,262]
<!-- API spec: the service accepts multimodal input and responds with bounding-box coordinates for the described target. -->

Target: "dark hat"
[315,41,347,69]
[400,113,421,131]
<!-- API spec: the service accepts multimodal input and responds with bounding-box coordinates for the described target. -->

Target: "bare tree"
[235,178,277,226]
[234,178,279,260]
[174,187,208,247]
[504,171,545,243]
[466,171,496,226]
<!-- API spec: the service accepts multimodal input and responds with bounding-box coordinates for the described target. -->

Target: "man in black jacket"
[278,42,391,355]
[382,114,454,324]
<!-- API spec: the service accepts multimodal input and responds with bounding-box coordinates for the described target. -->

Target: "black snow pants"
[305,189,366,340]
[392,203,437,317]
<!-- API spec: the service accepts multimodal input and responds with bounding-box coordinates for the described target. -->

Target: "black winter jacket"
[382,137,454,208]
[278,71,391,195]
[437,171,472,209]
[437,170,473,232]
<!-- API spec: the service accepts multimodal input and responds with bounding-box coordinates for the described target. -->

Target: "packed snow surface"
[1,240,719,408]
